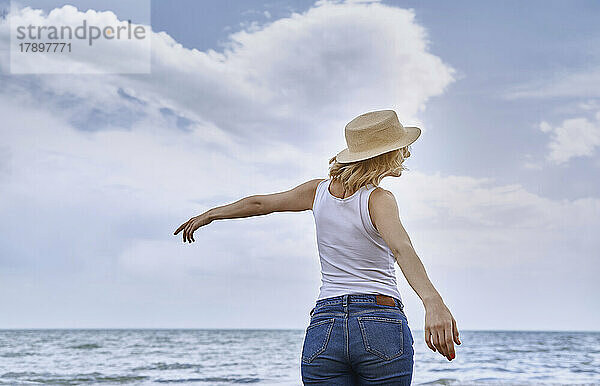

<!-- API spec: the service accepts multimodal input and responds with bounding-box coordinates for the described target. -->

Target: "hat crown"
[344,110,407,153]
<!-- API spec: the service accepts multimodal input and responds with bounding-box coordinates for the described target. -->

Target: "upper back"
[311,177,401,300]
[312,178,390,252]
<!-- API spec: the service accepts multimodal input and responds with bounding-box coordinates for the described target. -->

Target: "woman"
[174,110,460,385]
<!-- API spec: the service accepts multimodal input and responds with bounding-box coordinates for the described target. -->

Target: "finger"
[174,222,186,235]
[445,325,455,360]
[183,224,190,243]
[424,328,436,352]
[452,318,461,345]
[179,221,189,242]
[190,221,196,242]
[425,329,435,352]
[432,330,443,356]
[185,225,191,243]
[437,330,449,359]
[187,224,194,243]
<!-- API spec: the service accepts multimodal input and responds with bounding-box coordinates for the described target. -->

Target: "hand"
[174,213,211,243]
[424,300,461,361]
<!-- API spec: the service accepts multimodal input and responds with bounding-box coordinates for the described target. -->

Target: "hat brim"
[335,126,421,164]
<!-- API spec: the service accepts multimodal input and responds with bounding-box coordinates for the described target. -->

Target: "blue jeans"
[301,293,414,385]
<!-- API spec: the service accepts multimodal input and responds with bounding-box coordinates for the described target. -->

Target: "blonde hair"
[327,146,412,194]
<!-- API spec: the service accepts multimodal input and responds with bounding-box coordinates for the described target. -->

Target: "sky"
[0,0,599,331]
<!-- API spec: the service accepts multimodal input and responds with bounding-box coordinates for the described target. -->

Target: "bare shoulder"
[287,178,326,208]
[287,178,325,195]
[370,186,397,206]
[368,187,399,231]
[301,178,327,195]
[309,178,327,187]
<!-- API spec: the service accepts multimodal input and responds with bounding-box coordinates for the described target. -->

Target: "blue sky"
[0,0,598,331]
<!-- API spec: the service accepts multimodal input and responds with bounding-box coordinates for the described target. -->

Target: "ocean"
[0,329,598,385]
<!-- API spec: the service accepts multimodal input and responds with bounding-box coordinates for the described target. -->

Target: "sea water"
[1,329,598,385]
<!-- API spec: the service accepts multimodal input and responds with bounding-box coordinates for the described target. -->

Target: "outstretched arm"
[369,187,461,362]
[173,178,324,243]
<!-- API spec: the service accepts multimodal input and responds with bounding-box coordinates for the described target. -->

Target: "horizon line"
[1,327,599,333]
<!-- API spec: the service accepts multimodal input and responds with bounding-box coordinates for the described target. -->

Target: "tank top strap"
[359,182,380,237]
[312,178,330,213]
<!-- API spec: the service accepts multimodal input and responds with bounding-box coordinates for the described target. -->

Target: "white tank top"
[312,178,402,302]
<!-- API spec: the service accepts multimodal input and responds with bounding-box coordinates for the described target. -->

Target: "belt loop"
[396,298,403,311]
[342,294,348,307]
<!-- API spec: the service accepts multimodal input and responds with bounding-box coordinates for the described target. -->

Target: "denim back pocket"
[301,318,335,363]
[357,315,403,361]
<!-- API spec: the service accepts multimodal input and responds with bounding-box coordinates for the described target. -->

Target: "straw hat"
[335,110,421,163]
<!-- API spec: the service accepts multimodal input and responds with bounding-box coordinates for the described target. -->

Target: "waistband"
[315,293,403,309]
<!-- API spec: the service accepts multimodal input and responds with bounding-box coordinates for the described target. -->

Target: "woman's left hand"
[424,300,461,361]
[174,213,212,243]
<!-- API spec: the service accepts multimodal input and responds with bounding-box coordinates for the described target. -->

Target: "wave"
[132,362,204,371]
[154,376,262,384]
[1,371,149,384]
[68,343,102,349]
[0,352,38,358]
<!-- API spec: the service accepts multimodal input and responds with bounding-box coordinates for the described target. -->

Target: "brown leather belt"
[310,294,402,317]
[314,293,401,307]
[375,294,397,307]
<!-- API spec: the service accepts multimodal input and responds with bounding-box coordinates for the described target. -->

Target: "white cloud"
[538,111,600,164]
[522,153,543,170]
[503,67,600,99]
[1,0,457,146]
[579,99,600,111]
